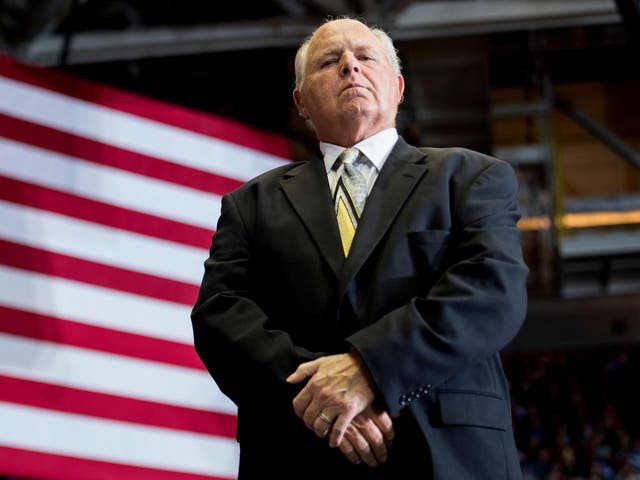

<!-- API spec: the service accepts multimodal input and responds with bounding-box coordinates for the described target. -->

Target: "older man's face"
[294,19,404,145]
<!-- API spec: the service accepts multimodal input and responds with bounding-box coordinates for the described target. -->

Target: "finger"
[299,383,333,429]
[303,399,337,431]
[370,410,394,446]
[292,376,322,419]
[312,412,333,439]
[356,418,387,464]
[338,437,361,465]
[345,425,378,467]
[300,395,326,429]
[329,408,358,448]
[291,388,311,419]
[286,360,319,384]
[289,362,322,418]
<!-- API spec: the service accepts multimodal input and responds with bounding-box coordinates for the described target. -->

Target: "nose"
[340,53,360,76]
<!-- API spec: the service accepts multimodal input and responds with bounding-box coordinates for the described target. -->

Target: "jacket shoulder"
[412,145,514,181]
[227,161,308,197]
[419,146,507,169]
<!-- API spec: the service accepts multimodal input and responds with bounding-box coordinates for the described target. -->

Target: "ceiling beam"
[391,0,621,40]
[24,18,317,66]
[20,0,621,66]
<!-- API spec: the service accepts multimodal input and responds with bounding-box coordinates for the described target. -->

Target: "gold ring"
[318,412,333,424]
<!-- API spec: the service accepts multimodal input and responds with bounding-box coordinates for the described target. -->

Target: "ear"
[293,89,308,118]
[396,74,405,104]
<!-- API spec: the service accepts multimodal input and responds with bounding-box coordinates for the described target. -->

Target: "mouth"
[341,83,367,94]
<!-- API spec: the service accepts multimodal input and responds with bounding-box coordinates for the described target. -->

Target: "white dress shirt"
[321,128,399,196]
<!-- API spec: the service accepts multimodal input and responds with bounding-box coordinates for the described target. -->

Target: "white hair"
[294,19,402,90]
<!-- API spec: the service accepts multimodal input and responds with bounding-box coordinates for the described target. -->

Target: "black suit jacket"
[192,138,528,479]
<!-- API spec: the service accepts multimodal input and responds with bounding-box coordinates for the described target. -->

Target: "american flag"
[0,55,290,479]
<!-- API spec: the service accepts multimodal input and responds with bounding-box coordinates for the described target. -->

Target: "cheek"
[305,79,334,102]
[385,79,401,103]
[376,81,394,104]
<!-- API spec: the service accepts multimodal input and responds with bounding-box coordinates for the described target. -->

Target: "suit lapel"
[339,138,429,293]
[280,157,344,279]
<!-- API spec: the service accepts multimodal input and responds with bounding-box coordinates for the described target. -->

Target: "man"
[192,17,528,479]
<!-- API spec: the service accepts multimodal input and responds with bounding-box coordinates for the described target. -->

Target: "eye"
[320,58,337,68]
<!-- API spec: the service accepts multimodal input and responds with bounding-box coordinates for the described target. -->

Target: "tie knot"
[339,148,360,166]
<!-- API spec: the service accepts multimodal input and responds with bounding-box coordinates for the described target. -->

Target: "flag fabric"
[0,55,290,480]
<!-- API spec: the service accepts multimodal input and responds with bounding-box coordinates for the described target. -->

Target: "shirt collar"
[321,128,399,173]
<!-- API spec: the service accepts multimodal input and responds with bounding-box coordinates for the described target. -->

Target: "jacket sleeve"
[191,192,320,406]
[346,159,529,416]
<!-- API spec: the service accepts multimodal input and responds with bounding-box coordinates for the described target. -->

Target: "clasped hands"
[286,352,394,467]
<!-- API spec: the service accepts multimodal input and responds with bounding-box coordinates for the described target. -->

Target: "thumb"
[286,359,319,384]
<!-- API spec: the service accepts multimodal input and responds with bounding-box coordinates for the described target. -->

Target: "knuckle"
[372,440,383,450]
[344,399,357,411]
[306,377,319,390]
[317,387,333,402]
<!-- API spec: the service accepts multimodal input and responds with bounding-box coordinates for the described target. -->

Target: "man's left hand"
[286,351,377,448]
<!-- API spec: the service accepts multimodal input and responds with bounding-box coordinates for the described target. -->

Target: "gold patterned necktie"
[333,148,367,256]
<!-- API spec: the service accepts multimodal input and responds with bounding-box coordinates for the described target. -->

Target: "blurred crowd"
[503,346,640,480]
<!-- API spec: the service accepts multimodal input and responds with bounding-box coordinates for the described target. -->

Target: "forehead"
[308,20,383,55]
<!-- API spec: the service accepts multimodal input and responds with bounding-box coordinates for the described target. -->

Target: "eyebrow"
[317,46,377,59]
[318,48,341,58]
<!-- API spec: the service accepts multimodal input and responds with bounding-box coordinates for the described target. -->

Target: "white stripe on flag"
[0,265,192,343]
[0,76,286,181]
[0,137,222,229]
[0,333,236,414]
[0,200,207,284]
[0,401,239,478]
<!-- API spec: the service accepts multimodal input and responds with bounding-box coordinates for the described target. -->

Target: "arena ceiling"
[0,0,630,65]
[0,1,636,137]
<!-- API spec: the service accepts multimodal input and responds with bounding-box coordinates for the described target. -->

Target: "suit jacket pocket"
[437,390,508,431]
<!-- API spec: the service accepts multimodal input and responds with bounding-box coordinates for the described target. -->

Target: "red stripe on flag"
[0,239,199,306]
[0,305,203,370]
[0,112,244,196]
[0,175,214,250]
[0,375,236,438]
[0,445,236,480]
[0,55,290,158]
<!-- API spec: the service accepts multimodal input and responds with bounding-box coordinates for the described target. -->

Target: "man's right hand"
[337,406,394,467]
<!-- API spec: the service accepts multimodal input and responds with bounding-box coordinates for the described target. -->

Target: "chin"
[341,98,373,114]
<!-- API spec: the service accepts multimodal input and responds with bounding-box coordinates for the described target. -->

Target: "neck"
[318,124,389,148]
